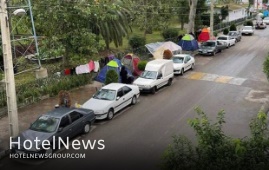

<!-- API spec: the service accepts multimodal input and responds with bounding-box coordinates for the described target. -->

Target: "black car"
[198,40,226,56]
[228,31,242,42]
[11,107,95,155]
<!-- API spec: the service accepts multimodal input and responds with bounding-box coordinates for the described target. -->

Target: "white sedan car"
[82,83,140,120]
[172,54,195,75]
[216,35,236,48]
[241,26,254,35]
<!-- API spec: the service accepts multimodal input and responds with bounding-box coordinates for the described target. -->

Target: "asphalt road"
[1,28,269,170]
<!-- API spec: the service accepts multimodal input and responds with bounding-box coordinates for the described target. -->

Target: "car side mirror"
[184,60,188,64]
[58,127,63,132]
[157,74,162,79]
[116,96,120,100]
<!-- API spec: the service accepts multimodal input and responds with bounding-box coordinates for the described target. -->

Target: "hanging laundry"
[94,61,100,72]
[75,64,90,75]
[88,60,95,72]
[64,68,71,75]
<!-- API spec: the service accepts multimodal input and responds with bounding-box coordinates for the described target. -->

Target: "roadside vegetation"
[161,108,269,170]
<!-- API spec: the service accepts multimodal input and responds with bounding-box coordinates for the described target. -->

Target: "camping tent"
[145,41,182,57]
[121,53,142,76]
[198,28,210,42]
[178,34,199,51]
[95,58,133,83]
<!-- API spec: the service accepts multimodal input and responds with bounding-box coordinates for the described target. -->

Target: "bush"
[105,69,118,85]
[244,21,253,26]
[223,28,229,35]
[129,35,146,51]
[263,55,269,80]
[162,28,178,42]
[230,24,237,31]
[137,60,147,71]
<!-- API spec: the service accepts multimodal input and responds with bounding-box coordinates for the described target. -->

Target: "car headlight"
[94,110,104,114]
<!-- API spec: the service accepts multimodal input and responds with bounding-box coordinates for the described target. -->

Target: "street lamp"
[0,0,19,137]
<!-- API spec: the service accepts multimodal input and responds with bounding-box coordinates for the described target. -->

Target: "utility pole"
[210,0,214,39]
[0,0,19,137]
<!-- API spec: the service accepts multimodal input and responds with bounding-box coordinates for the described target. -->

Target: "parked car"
[263,17,269,25]
[228,31,242,42]
[198,40,226,56]
[255,21,267,29]
[82,83,140,120]
[172,54,195,75]
[11,107,95,154]
[216,35,236,48]
[133,59,174,94]
[241,26,254,35]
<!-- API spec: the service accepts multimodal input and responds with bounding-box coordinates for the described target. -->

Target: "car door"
[68,111,84,138]
[184,56,192,71]
[122,86,133,107]
[57,115,72,143]
[114,88,125,112]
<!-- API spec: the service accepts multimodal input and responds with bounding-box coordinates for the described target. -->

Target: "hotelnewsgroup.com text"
[10,153,86,159]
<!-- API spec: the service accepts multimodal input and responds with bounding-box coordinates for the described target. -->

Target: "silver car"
[241,26,254,35]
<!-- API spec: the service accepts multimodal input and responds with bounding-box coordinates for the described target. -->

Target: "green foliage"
[105,69,119,85]
[244,21,254,26]
[175,0,190,30]
[230,24,237,31]
[0,74,92,107]
[161,107,269,170]
[220,5,229,21]
[263,55,269,80]
[129,35,146,50]
[223,28,229,35]
[137,60,147,71]
[200,13,222,29]
[162,28,178,42]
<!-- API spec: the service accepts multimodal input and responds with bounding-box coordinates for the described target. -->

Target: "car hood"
[134,77,155,86]
[82,98,113,112]
[14,129,54,151]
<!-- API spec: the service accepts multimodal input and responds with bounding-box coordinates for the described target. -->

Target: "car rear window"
[217,37,227,40]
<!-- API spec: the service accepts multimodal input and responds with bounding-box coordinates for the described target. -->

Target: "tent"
[121,53,142,76]
[95,58,133,83]
[145,41,182,57]
[198,28,210,42]
[178,34,199,51]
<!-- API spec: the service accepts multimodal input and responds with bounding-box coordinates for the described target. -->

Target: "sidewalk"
[0,81,103,160]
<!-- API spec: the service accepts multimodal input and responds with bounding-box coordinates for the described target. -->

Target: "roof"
[102,83,125,90]
[45,107,92,118]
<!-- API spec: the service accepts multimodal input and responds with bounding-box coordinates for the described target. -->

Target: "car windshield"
[140,70,157,79]
[217,37,227,40]
[30,115,59,133]
[93,89,116,101]
[264,17,269,20]
[202,42,215,47]
[173,57,184,63]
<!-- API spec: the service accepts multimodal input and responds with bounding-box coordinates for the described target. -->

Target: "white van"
[133,59,174,94]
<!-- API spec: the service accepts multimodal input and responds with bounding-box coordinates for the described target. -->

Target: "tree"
[263,55,269,80]
[161,108,269,170]
[175,0,189,30]
[187,0,198,34]
[105,69,119,85]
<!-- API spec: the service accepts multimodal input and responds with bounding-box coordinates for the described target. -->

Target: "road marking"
[182,71,247,86]
[215,76,233,83]
[187,72,205,80]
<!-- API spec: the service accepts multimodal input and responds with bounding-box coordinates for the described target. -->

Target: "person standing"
[120,66,128,84]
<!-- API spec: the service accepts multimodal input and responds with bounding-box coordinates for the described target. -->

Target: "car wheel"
[167,78,173,86]
[212,51,216,56]
[131,95,137,105]
[180,69,184,75]
[151,86,157,94]
[191,64,195,70]
[219,49,222,53]
[45,147,53,154]
[107,109,114,120]
[83,122,91,134]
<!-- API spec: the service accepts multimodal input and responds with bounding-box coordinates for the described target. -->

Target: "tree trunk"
[187,0,198,34]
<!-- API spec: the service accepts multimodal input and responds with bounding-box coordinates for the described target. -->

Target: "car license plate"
[203,50,207,53]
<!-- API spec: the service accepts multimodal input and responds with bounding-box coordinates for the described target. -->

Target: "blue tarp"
[95,58,133,83]
[263,10,269,17]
